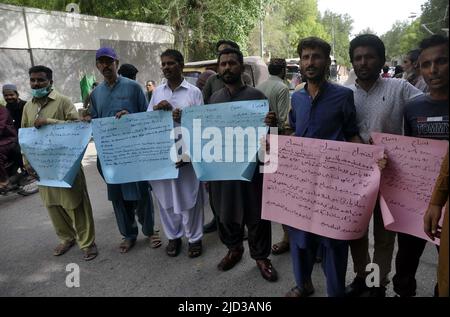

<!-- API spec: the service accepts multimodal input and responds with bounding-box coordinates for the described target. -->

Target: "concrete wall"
[0,3,174,102]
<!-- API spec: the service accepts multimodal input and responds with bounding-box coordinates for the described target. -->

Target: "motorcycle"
[0,148,38,196]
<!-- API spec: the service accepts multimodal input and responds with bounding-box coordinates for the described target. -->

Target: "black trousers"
[393,232,439,296]
[218,215,271,260]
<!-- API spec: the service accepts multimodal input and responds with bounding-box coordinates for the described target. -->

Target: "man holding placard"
[148,49,205,258]
[89,47,159,253]
[393,34,449,298]
[286,37,364,297]
[21,65,97,261]
[207,48,279,282]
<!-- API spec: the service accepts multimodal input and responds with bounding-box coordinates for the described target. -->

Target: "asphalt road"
[0,142,438,297]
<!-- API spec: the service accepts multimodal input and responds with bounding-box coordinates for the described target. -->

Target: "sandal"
[188,240,202,258]
[149,230,162,249]
[53,240,75,256]
[119,239,136,253]
[271,240,290,255]
[82,243,98,261]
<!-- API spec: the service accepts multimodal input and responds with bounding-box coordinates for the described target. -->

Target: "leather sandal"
[53,240,75,256]
[188,240,202,258]
[82,243,98,261]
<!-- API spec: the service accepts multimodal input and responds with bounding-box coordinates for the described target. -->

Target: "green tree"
[420,0,449,35]
[320,10,353,67]
[381,21,410,61]
[248,0,333,58]
[2,0,263,61]
[357,27,377,36]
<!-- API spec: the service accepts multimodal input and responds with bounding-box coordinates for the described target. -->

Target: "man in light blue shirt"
[90,47,160,253]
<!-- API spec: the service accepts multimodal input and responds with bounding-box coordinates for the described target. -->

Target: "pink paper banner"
[371,132,448,244]
[262,136,384,240]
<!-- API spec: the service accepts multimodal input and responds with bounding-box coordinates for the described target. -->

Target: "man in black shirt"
[394,34,449,297]
[208,48,279,282]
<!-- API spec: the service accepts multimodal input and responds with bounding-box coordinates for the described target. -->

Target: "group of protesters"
[0,32,448,297]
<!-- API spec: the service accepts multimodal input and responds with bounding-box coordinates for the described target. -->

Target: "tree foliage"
[2,0,263,61]
[420,0,449,35]
[320,10,353,67]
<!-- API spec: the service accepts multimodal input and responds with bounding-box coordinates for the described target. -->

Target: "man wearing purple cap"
[89,47,161,253]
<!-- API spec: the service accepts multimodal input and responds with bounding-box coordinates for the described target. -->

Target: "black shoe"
[345,277,369,297]
[166,238,182,257]
[369,286,386,297]
[203,220,217,234]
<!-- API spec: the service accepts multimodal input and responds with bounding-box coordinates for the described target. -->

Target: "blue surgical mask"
[31,86,51,98]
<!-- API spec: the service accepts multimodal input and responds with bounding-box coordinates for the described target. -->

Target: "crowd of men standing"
[0,31,448,297]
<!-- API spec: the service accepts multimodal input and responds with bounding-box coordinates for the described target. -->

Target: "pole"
[260,0,264,58]
[22,7,35,67]
[331,14,335,58]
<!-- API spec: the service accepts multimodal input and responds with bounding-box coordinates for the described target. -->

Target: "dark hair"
[394,65,403,75]
[419,34,449,53]
[118,64,138,79]
[161,49,184,66]
[28,65,53,80]
[297,37,331,58]
[217,48,244,65]
[216,40,240,52]
[382,65,389,73]
[349,34,386,64]
[146,80,156,86]
[406,49,420,63]
[268,58,287,76]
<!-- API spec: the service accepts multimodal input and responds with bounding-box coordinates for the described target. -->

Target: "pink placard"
[262,135,384,240]
[371,132,448,244]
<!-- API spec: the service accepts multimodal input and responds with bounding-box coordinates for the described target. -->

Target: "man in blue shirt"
[89,47,160,253]
[286,37,363,297]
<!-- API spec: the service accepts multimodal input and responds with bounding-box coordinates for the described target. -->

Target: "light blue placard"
[92,111,178,184]
[18,122,92,188]
[181,100,269,181]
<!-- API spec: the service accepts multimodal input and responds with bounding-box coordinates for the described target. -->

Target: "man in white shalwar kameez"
[148,49,205,258]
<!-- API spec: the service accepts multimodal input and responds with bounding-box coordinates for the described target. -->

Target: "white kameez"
[148,79,205,241]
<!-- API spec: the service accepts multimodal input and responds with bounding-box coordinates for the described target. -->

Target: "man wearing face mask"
[2,84,27,133]
[21,65,98,261]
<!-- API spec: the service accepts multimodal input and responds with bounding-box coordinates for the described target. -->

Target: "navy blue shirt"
[289,81,359,141]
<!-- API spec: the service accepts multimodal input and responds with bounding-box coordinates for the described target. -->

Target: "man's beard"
[221,71,241,84]
[302,67,327,83]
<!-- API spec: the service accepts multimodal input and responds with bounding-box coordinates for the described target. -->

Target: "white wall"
[0,3,174,102]
[0,3,173,50]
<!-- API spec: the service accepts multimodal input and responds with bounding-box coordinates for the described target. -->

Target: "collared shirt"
[289,81,359,141]
[21,90,85,208]
[348,77,423,143]
[89,76,149,201]
[22,90,79,128]
[256,75,290,131]
[148,78,203,110]
[90,76,147,119]
[147,79,204,213]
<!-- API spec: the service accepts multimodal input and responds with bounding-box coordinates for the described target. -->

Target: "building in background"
[0,3,174,103]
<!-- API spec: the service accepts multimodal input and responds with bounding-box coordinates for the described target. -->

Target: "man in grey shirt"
[345,34,422,297]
